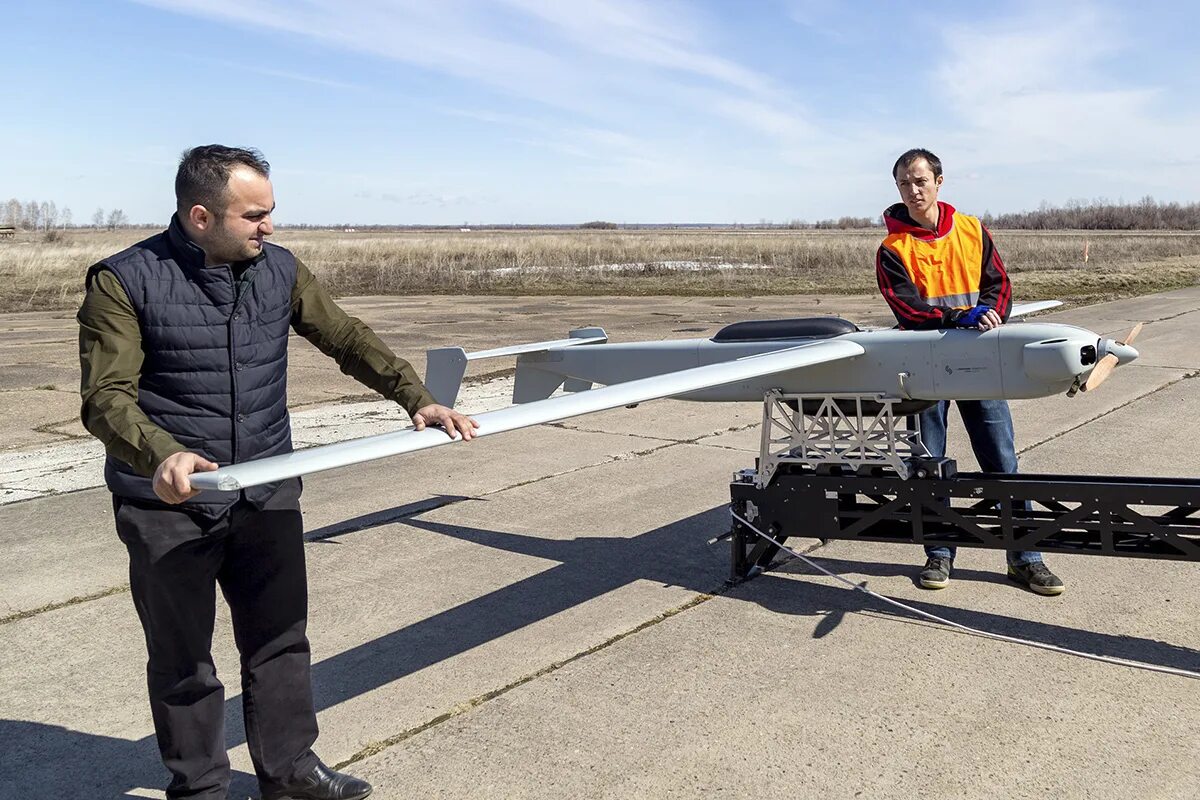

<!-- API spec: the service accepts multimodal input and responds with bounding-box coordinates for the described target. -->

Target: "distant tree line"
[90,207,130,229]
[811,216,879,229]
[249,197,1200,232]
[1,198,131,230]
[780,216,880,229]
[785,198,1200,231]
[982,197,1200,230]
[1,198,73,230]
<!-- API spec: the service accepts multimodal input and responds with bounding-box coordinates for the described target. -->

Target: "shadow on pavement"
[309,504,1200,686]
[0,719,259,799]
[390,508,1200,675]
[15,502,1195,796]
[746,556,1200,674]
[303,505,733,717]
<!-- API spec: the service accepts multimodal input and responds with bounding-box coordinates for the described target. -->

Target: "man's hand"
[953,305,1001,331]
[413,403,480,441]
[153,452,219,504]
[976,307,1002,330]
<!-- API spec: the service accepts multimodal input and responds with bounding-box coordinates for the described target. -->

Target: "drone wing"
[190,339,864,491]
[1010,300,1063,318]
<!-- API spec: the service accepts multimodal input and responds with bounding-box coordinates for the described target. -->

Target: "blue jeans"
[919,400,1042,566]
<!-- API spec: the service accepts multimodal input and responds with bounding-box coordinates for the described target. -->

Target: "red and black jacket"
[875,201,1012,330]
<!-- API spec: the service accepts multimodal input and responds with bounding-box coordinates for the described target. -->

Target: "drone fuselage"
[514,322,1137,404]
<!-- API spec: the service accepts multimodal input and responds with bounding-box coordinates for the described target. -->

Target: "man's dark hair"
[892,148,942,180]
[175,145,271,215]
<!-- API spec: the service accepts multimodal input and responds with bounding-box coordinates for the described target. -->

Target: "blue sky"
[3,0,1199,225]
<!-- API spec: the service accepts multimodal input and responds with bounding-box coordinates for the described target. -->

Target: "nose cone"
[1101,340,1139,365]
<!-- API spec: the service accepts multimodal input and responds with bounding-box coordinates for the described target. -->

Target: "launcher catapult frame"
[727,387,1200,581]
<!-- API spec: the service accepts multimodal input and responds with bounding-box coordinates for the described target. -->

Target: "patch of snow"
[488,261,772,276]
[0,377,518,504]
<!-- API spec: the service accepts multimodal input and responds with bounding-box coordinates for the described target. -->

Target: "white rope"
[730,512,1200,680]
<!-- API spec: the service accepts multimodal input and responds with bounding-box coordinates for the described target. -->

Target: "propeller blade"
[1122,322,1144,345]
[1081,353,1119,392]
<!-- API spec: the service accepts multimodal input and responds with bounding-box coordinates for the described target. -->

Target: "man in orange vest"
[875,148,1064,596]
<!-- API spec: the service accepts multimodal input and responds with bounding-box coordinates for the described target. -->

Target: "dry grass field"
[2,227,1199,313]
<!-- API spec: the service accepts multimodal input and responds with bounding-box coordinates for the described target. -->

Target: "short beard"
[205,218,253,265]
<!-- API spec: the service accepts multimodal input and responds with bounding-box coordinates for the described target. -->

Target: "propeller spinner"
[1081,323,1143,392]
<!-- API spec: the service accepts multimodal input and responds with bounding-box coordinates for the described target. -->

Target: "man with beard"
[79,144,478,799]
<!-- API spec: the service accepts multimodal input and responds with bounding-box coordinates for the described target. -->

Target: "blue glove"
[954,304,992,328]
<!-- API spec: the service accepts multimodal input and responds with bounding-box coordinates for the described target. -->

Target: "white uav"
[190,301,1140,492]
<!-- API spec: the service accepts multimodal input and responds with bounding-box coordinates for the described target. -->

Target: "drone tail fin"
[426,327,607,407]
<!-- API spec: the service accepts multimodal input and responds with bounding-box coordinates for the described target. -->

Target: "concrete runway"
[1,291,1197,799]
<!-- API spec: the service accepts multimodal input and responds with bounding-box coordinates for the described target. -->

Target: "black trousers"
[115,479,319,799]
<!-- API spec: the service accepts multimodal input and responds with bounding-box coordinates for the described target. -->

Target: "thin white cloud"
[135,0,814,145]
[354,188,480,207]
[136,0,577,104]
[116,0,1200,221]
[253,67,364,92]
[933,6,1200,172]
[439,105,664,179]
[178,53,365,91]
[131,0,834,217]
[784,0,856,42]
[498,0,779,95]
[439,106,645,153]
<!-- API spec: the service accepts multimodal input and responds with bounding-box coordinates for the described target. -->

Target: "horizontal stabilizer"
[465,331,607,360]
[192,338,863,492]
[425,327,607,406]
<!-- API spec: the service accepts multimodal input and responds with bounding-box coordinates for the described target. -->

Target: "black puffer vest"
[97,216,296,517]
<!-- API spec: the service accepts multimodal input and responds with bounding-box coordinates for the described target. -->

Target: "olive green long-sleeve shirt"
[78,258,436,477]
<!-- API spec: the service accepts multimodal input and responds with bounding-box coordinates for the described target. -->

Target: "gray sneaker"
[919,556,953,589]
[1007,561,1065,596]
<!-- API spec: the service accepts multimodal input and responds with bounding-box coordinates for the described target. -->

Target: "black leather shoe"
[263,761,372,800]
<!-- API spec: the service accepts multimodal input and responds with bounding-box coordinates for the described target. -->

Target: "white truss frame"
[756,391,929,487]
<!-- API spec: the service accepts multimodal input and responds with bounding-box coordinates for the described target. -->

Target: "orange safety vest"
[881,210,984,310]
